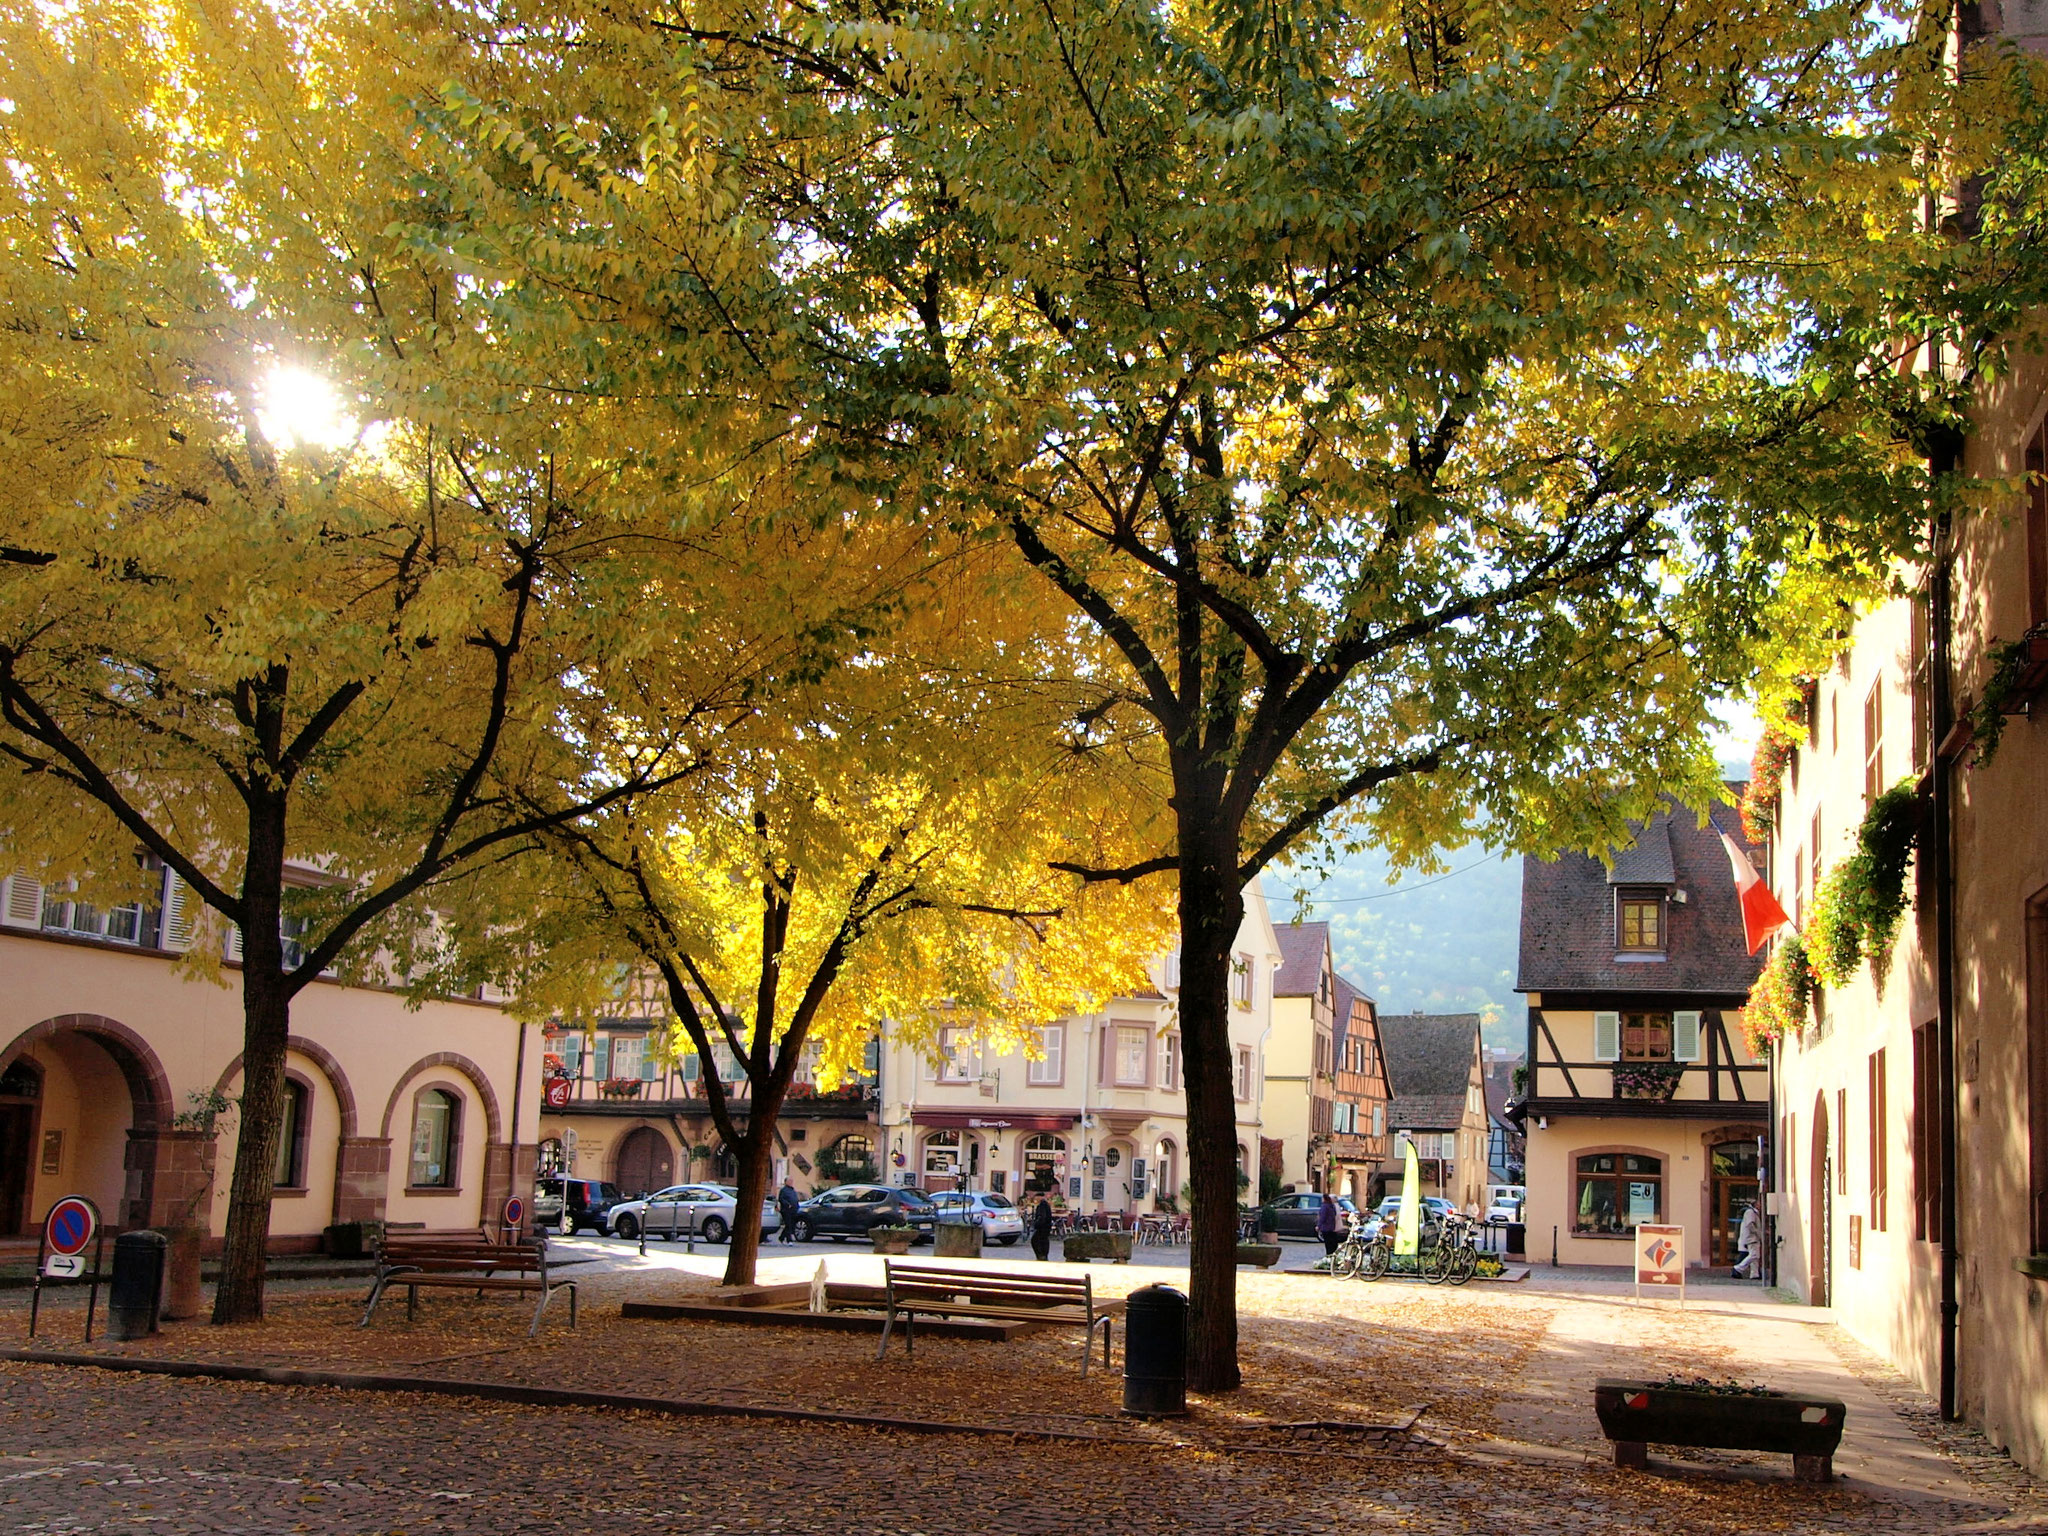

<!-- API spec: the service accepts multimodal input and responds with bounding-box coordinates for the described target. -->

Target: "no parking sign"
[31,1194,106,1341]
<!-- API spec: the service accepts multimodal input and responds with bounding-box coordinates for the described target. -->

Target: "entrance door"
[1709,1140,1760,1267]
[614,1127,674,1197]
[0,1102,34,1234]
[1809,1095,1832,1307]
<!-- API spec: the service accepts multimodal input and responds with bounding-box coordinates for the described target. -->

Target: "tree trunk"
[723,1115,779,1286]
[213,801,290,1325]
[1177,829,1246,1392]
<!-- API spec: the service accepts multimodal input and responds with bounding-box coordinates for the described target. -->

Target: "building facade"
[0,869,536,1249]
[1378,1012,1490,1211]
[1260,921,1337,1191]
[874,883,1281,1217]
[1326,976,1391,1203]
[1761,333,2048,1472]
[1515,806,1768,1267]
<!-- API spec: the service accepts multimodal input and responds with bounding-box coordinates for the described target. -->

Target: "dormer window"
[1617,890,1665,953]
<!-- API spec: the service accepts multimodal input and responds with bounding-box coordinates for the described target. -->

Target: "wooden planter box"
[933,1221,984,1259]
[1061,1230,1133,1263]
[1235,1243,1282,1268]
[870,1228,916,1255]
[1593,1378,1847,1481]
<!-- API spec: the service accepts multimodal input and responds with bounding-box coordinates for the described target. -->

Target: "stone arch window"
[921,1129,962,1182]
[273,1075,312,1191]
[537,1137,566,1175]
[407,1086,461,1190]
[1571,1146,1664,1235]
[1021,1133,1066,1194]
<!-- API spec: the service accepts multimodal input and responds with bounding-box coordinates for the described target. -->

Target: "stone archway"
[612,1126,675,1196]
[0,1014,176,1232]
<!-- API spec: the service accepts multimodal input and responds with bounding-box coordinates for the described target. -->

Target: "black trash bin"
[1506,1222,1526,1258]
[1122,1283,1189,1418]
[109,1229,167,1340]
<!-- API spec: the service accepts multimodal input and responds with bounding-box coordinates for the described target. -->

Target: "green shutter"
[1592,1011,1621,1061]
[1673,1011,1703,1062]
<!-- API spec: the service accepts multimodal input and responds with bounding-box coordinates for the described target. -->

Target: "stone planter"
[1235,1243,1282,1268]
[933,1221,984,1259]
[323,1220,381,1259]
[1593,1378,1846,1481]
[870,1227,916,1255]
[160,1226,205,1320]
[1061,1230,1134,1263]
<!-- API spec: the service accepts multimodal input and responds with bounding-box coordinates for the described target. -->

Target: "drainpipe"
[1929,426,1964,1422]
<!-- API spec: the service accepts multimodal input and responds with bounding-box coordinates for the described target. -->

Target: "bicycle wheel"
[1361,1237,1391,1279]
[1449,1241,1479,1285]
[1422,1243,1453,1284]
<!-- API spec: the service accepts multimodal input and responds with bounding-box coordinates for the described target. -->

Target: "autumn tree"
[0,0,792,1320]
[459,542,1170,1286]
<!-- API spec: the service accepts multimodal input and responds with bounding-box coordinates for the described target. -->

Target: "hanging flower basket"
[599,1078,644,1100]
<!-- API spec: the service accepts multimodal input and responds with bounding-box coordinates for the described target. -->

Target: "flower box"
[1593,1378,1846,1481]
[869,1226,916,1255]
[599,1079,644,1100]
[1611,1064,1683,1102]
[1061,1230,1133,1264]
[1235,1243,1282,1268]
[933,1221,984,1259]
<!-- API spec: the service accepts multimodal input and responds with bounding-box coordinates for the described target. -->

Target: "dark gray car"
[789,1184,938,1242]
[1270,1191,1358,1239]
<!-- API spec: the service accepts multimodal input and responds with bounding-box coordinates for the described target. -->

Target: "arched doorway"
[921,1130,963,1190]
[1809,1094,1832,1306]
[1102,1140,1135,1213]
[0,1058,43,1234]
[0,1017,169,1234]
[1154,1139,1179,1209]
[614,1127,673,1196]
[1021,1134,1066,1198]
[1709,1137,1761,1268]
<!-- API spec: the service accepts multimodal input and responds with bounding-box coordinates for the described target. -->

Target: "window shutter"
[1592,1011,1621,1061]
[225,923,245,962]
[1673,1011,1703,1062]
[593,1037,611,1080]
[1163,949,1181,991]
[1,875,44,930]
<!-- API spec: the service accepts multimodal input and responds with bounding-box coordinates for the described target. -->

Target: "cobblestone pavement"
[3,1256,2045,1535]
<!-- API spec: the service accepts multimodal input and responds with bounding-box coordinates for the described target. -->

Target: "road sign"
[42,1253,83,1279]
[504,1196,525,1228]
[563,1128,578,1166]
[1634,1223,1686,1300]
[45,1196,97,1256]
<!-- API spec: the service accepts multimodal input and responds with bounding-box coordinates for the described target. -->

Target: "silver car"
[610,1183,778,1244]
[928,1190,1025,1245]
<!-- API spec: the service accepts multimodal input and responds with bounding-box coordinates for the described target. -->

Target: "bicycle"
[1425,1213,1480,1285]
[1331,1221,1375,1279]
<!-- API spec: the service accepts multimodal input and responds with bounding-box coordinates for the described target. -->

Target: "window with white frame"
[1163,1034,1181,1092]
[1234,1047,1253,1101]
[40,881,146,946]
[609,1035,645,1082]
[1115,1026,1149,1086]
[1027,1024,1065,1085]
[1232,952,1253,1008]
[937,1026,977,1083]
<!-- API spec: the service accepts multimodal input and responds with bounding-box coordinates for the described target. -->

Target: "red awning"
[910,1109,1077,1132]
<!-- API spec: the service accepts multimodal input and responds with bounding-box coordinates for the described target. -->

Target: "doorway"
[1709,1139,1760,1267]
[1809,1094,1832,1307]
[0,1058,42,1234]
[613,1127,674,1196]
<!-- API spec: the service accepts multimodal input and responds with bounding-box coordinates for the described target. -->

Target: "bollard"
[1122,1283,1189,1418]
[108,1230,168,1340]
[685,1204,696,1254]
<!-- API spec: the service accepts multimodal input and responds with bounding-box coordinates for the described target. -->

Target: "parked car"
[1373,1195,1457,1238]
[1485,1184,1527,1224]
[609,1183,779,1244]
[536,1177,628,1235]
[1267,1191,1359,1240]
[789,1184,938,1243]
[928,1191,1025,1244]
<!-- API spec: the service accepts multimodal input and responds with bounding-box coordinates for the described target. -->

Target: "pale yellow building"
[0,868,537,1248]
[1259,920,1336,1192]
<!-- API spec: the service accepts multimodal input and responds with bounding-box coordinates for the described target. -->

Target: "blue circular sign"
[45,1197,96,1256]
[503,1196,525,1227]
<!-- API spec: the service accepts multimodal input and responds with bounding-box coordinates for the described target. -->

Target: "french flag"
[1720,829,1791,954]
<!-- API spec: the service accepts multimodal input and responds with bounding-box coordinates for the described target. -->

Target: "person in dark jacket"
[1317,1192,1342,1259]
[776,1180,803,1243]
[1031,1197,1054,1261]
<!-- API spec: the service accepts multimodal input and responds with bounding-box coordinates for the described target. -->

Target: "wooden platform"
[621,1281,1040,1341]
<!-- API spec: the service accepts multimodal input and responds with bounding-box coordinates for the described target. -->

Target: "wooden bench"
[876,1261,1117,1375]
[359,1232,576,1336]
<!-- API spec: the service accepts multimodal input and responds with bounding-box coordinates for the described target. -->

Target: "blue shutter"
[1592,1012,1621,1062]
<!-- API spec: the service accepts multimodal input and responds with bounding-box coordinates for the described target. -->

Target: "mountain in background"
[1266,847,1524,1053]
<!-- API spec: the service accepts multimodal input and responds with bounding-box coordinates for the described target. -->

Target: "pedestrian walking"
[1317,1191,1342,1260]
[1031,1197,1053,1261]
[1733,1200,1761,1279]
[777,1179,802,1244]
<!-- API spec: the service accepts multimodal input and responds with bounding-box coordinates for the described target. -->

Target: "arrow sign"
[42,1253,83,1279]
[45,1196,97,1257]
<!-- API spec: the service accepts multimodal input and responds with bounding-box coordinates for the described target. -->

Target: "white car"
[1485,1184,1527,1224]
[609,1183,779,1244]
[928,1191,1025,1245]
